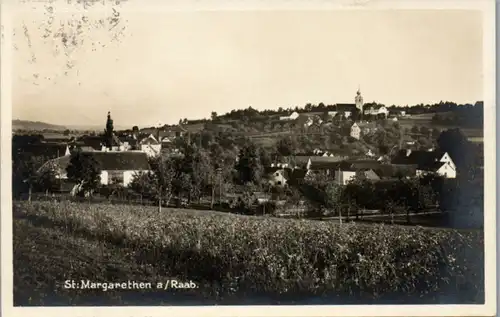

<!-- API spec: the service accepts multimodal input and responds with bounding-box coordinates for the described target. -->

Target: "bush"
[14,201,484,304]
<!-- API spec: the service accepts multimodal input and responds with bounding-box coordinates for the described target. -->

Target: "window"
[277,181,282,185]
[275,172,280,177]
[109,171,124,185]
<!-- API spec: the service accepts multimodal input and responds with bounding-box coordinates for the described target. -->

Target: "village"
[12,89,484,226]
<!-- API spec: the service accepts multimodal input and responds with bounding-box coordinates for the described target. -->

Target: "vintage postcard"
[1,0,496,316]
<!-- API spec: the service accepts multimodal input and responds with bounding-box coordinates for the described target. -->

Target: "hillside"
[12,120,67,131]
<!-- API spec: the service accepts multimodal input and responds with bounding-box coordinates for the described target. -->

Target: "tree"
[235,142,264,185]
[321,111,330,122]
[12,154,48,201]
[411,125,420,134]
[211,111,218,121]
[63,129,70,136]
[325,182,344,221]
[66,151,102,197]
[419,126,430,136]
[431,128,441,139]
[190,149,213,204]
[149,156,176,211]
[132,126,139,134]
[104,111,114,149]
[33,160,58,196]
[276,137,295,157]
[437,128,475,175]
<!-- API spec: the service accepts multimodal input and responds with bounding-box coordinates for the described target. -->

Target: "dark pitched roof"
[43,151,151,173]
[391,150,446,170]
[78,136,104,150]
[285,155,311,167]
[18,143,69,159]
[87,152,150,170]
[345,159,382,170]
[42,133,71,141]
[308,157,347,170]
[334,104,357,111]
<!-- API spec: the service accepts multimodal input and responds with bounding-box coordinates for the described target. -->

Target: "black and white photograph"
[1,0,496,316]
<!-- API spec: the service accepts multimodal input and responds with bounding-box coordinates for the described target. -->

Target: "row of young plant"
[14,200,485,304]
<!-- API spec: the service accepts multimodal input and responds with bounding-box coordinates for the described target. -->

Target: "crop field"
[13,201,484,306]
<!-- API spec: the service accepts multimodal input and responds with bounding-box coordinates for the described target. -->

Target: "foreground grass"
[13,201,484,305]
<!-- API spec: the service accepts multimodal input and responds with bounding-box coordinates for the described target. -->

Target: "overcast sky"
[11,4,483,127]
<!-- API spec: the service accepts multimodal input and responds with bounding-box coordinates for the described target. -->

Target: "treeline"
[213,100,483,123]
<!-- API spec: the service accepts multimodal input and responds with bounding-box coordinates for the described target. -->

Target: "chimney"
[406,149,412,157]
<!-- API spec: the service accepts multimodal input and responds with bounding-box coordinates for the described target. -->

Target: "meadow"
[397,114,483,141]
[13,201,484,306]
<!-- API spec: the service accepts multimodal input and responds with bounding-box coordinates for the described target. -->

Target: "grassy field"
[13,201,484,306]
[398,114,483,139]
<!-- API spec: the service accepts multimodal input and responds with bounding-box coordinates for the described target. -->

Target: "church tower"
[355,87,364,120]
[355,87,363,111]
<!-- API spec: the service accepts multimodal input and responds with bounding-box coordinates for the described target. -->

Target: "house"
[295,115,315,127]
[389,110,406,117]
[139,134,161,157]
[333,103,357,118]
[333,169,356,185]
[350,122,361,139]
[326,89,363,118]
[328,104,356,119]
[118,135,139,150]
[267,167,288,187]
[364,104,389,117]
[334,160,382,184]
[39,151,151,187]
[391,149,456,178]
[357,121,378,134]
[306,156,351,175]
[280,111,300,121]
[41,133,72,144]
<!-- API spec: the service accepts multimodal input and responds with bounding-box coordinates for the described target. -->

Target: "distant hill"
[11,120,130,132]
[66,124,129,131]
[12,120,67,131]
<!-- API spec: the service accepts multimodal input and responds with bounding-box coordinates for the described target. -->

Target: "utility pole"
[338,166,342,225]
[217,167,222,205]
